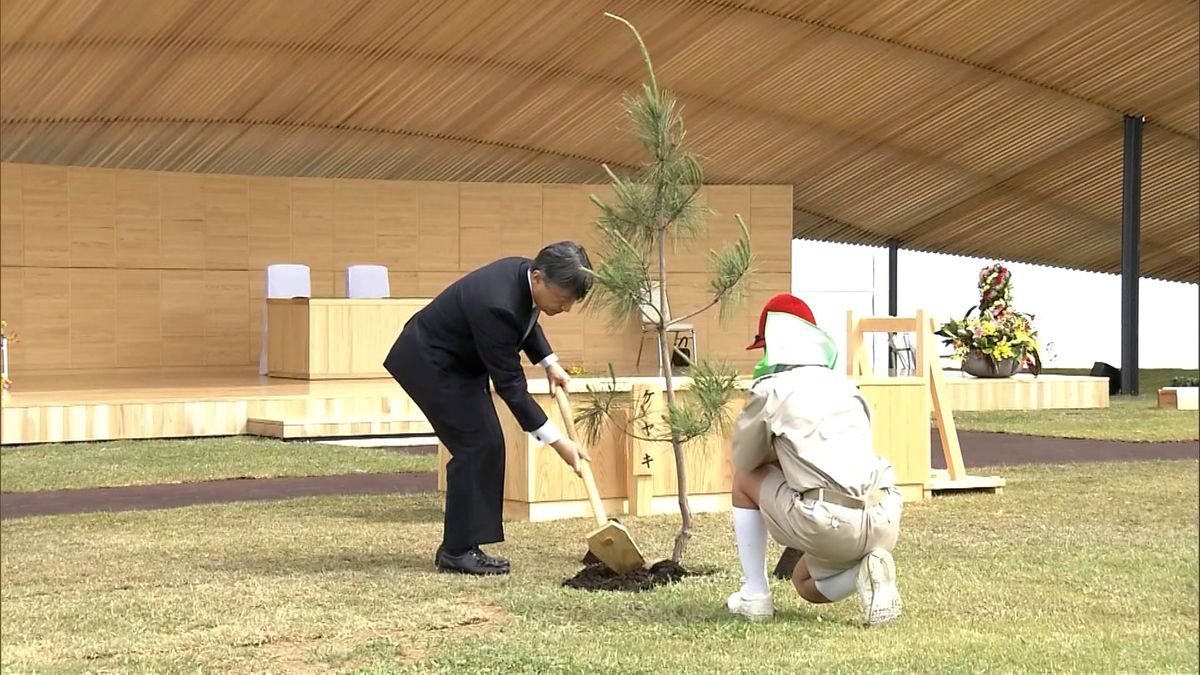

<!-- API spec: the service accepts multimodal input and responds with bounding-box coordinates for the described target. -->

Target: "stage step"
[246,416,434,440]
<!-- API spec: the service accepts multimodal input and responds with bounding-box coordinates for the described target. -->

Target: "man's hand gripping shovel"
[552,385,647,574]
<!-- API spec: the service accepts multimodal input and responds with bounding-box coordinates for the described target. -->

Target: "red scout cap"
[746,293,817,350]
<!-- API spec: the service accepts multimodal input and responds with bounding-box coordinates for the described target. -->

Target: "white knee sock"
[732,507,770,597]
[814,562,860,602]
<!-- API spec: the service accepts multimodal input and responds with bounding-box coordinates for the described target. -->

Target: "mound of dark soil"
[562,559,690,592]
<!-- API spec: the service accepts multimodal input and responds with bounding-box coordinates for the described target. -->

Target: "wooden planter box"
[1158,387,1199,411]
[437,375,932,522]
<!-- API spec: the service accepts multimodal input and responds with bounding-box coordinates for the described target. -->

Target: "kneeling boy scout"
[726,293,903,626]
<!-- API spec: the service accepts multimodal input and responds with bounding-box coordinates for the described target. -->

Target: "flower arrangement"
[936,264,1042,377]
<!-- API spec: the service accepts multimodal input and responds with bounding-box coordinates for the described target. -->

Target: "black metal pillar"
[1120,115,1144,395]
[887,239,899,316]
[887,239,899,371]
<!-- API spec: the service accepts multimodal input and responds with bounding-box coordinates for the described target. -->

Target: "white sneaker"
[856,549,901,626]
[726,588,774,621]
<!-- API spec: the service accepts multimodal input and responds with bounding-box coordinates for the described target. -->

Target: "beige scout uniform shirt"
[732,366,901,577]
[732,365,896,495]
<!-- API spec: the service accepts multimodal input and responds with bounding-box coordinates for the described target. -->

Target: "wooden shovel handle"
[553,386,608,527]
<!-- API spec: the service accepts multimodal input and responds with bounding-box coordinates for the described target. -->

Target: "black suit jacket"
[395,257,554,433]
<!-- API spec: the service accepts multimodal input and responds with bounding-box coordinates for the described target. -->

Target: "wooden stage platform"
[0,367,431,446]
[0,367,1109,445]
[938,370,1109,411]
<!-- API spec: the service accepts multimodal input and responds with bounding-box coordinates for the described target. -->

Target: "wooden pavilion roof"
[2,0,1196,281]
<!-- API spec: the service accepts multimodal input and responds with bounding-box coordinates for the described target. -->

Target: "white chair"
[346,264,390,299]
[259,263,312,375]
[635,281,698,375]
[888,332,916,376]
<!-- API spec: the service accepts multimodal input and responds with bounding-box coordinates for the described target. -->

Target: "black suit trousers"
[384,321,506,550]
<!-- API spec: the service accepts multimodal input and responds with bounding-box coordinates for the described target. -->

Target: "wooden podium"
[265,298,429,379]
[846,310,1005,497]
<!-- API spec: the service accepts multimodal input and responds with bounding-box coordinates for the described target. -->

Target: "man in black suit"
[383,242,592,575]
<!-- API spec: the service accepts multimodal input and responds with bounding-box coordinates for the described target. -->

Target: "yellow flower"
[993,341,1014,360]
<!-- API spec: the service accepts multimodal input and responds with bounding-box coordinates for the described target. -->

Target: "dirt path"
[2,432,1195,520]
[934,430,1198,468]
[1,472,435,519]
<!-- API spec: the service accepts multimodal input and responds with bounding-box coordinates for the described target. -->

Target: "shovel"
[552,386,647,574]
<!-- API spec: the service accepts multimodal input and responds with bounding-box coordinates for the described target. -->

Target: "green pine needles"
[577,13,755,562]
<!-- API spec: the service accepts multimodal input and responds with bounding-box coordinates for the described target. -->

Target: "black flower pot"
[963,351,1020,378]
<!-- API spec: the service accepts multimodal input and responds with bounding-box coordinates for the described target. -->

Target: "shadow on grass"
[534,580,846,629]
[197,550,441,576]
[323,502,445,525]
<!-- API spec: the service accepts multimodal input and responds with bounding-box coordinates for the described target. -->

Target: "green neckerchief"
[752,348,804,380]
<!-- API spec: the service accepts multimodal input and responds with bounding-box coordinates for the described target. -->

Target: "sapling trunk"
[655,233,692,562]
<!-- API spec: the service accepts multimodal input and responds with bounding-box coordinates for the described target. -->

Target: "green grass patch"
[2,460,1197,673]
[0,436,436,493]
[953,395,1199,442]
[950,368,1199,442]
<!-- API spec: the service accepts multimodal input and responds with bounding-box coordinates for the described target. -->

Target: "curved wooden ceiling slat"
[1,0,1195,281]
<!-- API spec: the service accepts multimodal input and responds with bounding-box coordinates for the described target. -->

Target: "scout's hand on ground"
[545,362,571,391]
[551,438,591,476]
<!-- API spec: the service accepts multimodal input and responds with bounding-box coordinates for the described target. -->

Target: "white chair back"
[639,281,672,326]
[346,264,390,299]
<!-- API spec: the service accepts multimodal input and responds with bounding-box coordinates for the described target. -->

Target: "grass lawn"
[950,368,1200,443]
[2,460,1197,673]
[0,437,436,493]
[952,395,1199,442]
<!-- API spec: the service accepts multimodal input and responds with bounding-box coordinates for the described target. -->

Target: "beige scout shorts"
[758,465,902,580]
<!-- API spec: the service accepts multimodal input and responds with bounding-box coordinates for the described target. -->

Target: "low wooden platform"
[246,417,432,440]
[939,372,1109,411]
[0,367,429,445]
[0,366,1111,446]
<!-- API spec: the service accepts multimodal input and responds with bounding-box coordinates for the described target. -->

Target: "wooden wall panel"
[204,270,249,365]
[0,163,23,267]
[115,171,161,269]
[203,175,249,270]
[417,182,459,272]
[290,179,335,272]
[333,181,376,271]
[21,165,70,267]
[69,269,117,368]
[247,269,265,365]
[160,270,205,367]
[750,186,794,273]
[388,271,419,298]
[0,267,23,337]
[20,268,69,368]
[0,162,792,376]
[159,172,205,270]
[375,181,418,273]
[68,168,116,266]
[247,177,291,270]
[116,270,162,367]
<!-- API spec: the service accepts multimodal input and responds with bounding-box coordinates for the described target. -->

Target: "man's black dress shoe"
[472,547,509,569]
[435,546,509,575]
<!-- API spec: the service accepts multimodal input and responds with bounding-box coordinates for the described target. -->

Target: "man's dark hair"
[532,241,593,300]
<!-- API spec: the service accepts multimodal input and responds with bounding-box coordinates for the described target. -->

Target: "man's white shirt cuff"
[531,419,562,446]
[538,353,559,368]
